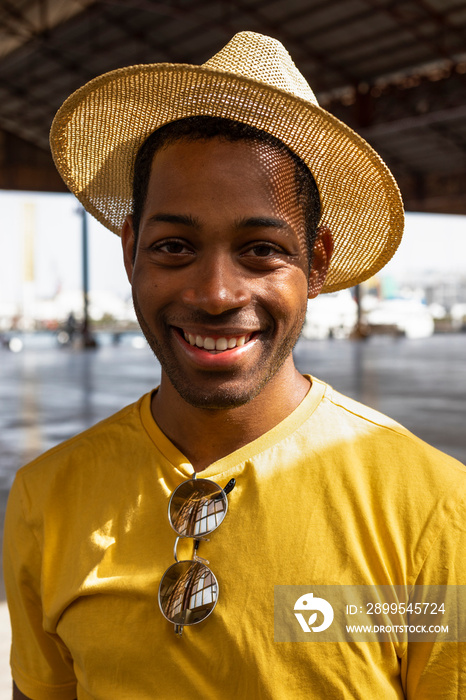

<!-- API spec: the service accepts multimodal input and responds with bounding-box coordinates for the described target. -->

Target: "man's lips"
[173,327,260,355]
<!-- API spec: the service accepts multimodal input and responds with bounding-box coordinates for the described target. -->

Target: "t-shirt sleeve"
[3,476,77,700]
[401,486,466,699]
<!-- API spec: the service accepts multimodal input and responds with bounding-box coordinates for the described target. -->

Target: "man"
[4,31,465,699]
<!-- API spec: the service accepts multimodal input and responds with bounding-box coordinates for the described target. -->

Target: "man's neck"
[151,360,310,472]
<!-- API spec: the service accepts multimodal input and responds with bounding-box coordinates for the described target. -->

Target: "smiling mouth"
[179,330,255,353]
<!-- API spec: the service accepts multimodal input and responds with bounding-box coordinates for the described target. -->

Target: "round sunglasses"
[158,475,235,635]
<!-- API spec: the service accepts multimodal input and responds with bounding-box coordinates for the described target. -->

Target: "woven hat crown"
[203,31,317,104]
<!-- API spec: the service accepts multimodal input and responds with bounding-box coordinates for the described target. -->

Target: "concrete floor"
[0,332,465,698]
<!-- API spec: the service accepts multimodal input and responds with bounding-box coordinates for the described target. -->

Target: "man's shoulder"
[320,382,412,433]
[313,378,465,474]
[15,393,150,485]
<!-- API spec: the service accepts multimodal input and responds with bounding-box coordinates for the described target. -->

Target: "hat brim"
[50,63,404,292]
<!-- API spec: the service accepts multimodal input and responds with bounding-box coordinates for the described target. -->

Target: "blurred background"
[0,1,465,692]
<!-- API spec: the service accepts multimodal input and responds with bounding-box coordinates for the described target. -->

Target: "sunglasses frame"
[158,474,235,636]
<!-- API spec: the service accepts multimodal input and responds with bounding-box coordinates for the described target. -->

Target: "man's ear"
[121,215,135,283]
[308,225,333,299]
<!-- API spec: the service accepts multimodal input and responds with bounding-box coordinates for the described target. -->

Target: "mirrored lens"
[169,479,228,537]
[159,560,218,625]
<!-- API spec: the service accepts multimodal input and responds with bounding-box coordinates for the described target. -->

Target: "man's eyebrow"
[235,216,289,229]
[146,213,199,227]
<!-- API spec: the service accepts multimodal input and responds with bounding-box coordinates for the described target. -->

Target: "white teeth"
[183,331,252,351]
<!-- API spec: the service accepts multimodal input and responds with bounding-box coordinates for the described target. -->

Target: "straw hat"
[50,31,404,292]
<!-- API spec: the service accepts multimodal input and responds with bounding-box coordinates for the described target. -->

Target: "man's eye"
[249,244,279,257]
[154,241,191,254]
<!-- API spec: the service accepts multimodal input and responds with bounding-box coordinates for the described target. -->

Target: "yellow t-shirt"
[4,377,466,699]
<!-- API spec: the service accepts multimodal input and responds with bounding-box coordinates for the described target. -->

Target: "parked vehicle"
[302,290,358,340]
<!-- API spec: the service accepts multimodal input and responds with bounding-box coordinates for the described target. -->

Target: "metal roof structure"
[1,0,465,214]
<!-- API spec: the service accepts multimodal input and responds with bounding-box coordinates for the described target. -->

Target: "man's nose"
[180,253,251,315]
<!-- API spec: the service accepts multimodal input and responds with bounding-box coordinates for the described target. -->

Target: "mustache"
[166,309,266,329]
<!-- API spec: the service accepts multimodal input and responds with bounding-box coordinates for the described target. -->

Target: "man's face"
[123,137,321,409]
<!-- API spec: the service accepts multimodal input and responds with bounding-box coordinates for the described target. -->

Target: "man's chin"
[167,381,261,411]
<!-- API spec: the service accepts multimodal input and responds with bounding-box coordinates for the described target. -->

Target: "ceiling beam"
[362,0,466,65]
[0,127,67,192]
[359,103,466,137]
